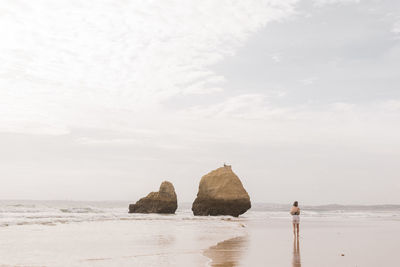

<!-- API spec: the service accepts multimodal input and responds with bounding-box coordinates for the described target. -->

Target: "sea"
[1,200,399,227]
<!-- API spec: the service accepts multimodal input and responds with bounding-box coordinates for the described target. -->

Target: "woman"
[290,201,300,238]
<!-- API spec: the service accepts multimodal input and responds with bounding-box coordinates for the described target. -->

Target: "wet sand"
[204,217,399,266]
[0,219,244,266]
[0,215,398,266]
[204,236,248,267]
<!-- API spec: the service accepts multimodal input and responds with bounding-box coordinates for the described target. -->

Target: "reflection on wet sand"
[204,236,248,267]
[292,237,301,267]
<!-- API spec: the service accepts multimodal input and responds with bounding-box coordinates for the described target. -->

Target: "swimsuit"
[292,214,300,224]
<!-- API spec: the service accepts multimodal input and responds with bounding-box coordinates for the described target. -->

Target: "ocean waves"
[1,201,400,227]
[0,200,239,227]
[0,200,124,227]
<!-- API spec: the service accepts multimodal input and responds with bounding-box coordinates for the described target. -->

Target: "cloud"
[299,77,318,85]
[313,0,361,6]
[76,137,142,146]
[392,20,400,36]
[330,102,355,112]
[378,100,400,111]
[0,0,299,135]
[185,94,290,120]
[271,53,282,63]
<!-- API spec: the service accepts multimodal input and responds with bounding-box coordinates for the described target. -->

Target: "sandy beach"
[0,202,246,267]
[0,201,399,266]
[0,218,242,266]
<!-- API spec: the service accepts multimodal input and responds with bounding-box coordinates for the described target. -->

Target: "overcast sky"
[1,0,399,204]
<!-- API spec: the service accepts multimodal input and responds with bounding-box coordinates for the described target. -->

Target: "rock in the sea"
[129,181,177,214]
[192,166,251,217]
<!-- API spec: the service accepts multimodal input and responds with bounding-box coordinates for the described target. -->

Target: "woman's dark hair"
[293,201,298,207]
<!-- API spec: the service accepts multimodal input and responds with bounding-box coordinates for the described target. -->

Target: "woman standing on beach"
[290,201,300,238]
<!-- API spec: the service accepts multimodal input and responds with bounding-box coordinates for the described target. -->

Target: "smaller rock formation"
[192,165,251,217]
[129,181,177,214]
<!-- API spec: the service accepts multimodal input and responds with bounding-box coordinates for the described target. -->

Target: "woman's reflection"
[292,237,301,267]
[204,236,248,266]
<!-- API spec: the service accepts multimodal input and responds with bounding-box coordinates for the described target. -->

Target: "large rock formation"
[192,166,251,217]
[129,181,178,214]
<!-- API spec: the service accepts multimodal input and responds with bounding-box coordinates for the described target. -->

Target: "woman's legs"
[296,223,300,237]
[293,223,296,236]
